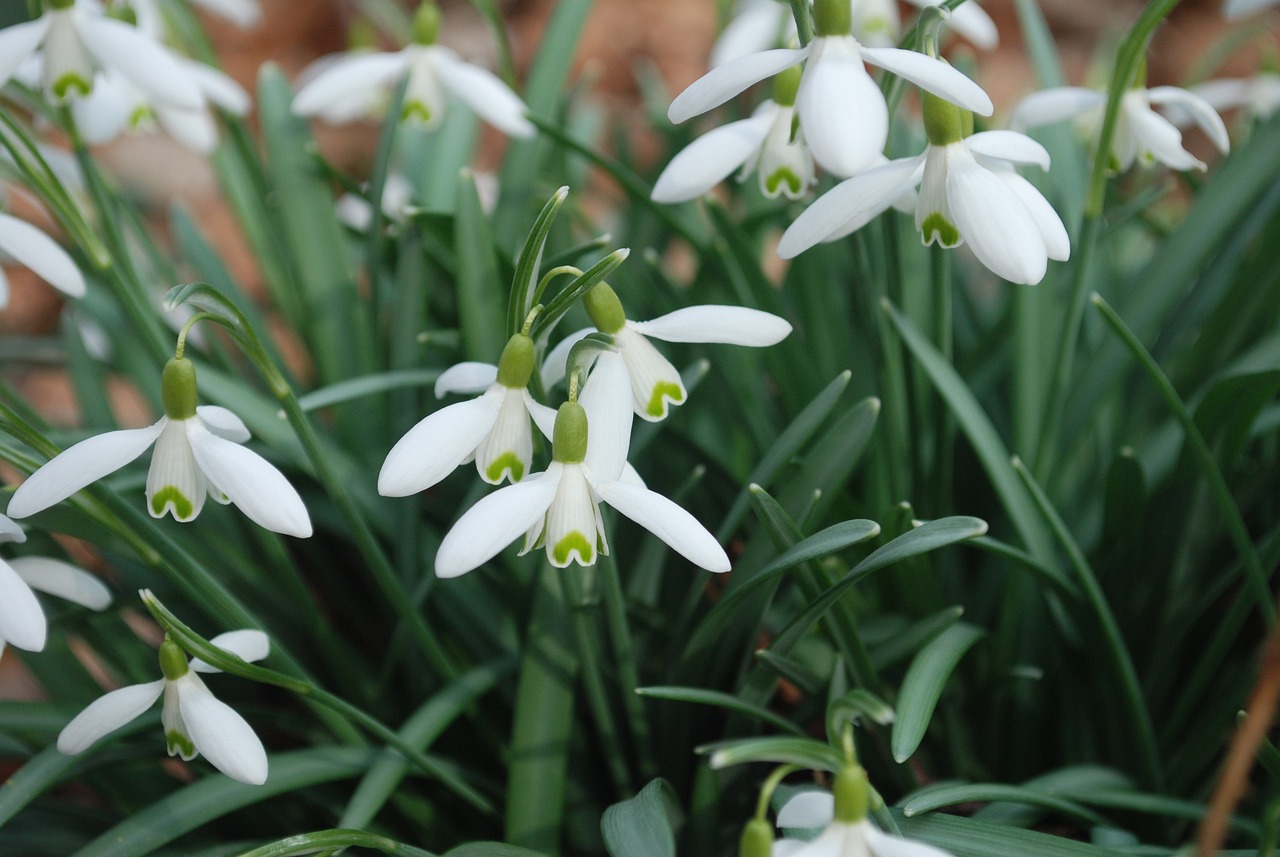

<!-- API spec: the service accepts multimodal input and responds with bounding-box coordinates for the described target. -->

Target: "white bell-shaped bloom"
[543,287,793,422]
[0,207,85,309]
[8,358,311,537]
[1223,0,1279,19]
[0,514,111,656]
[0,1,202,108]
[1011,84,1230,172]
[435,354,731,577]
[58,631,270,785]
[1189,73,1280,121]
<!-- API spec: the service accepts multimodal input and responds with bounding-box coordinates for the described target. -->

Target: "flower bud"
[496,333,535,388]
[158,640,189,681]
[552,401,588,464]
[161,358,198,421]
[583,283,626,335]
[739,818,774,857]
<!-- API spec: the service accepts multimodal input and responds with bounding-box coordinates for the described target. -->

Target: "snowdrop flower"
[292,3,533,138]
[1223,0,1279,19]
[781,91,1069,284]
[670,0,992,177]
[772,767,956,857]
[380,333,558,495]
[653,66,815,202]
[1191,73,1280,122]
[543,284,793,421]
[336,173,416,231]
[70,58,250,153]
[1011,83,1230,172]
[8,356,312,537]
[130,0,262,33]
[0,205,85,309]
[0,513,111,656]
[58,630,270,784]
[435,355,731,576]
[0,0,202,109]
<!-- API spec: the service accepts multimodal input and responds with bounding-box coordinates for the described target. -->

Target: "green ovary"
[921,213,960,248]
[166,729,195,759]
[765,167,802,197]
[553,531,595,566]
[485,452,525,483]
[151,487,194,520]
[646,382,685,418]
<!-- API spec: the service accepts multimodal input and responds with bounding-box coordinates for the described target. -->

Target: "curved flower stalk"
[291,3,533,138]
[0,0,202,109]
[670,0,993,177]
[0,204,85,309]
[653,67,815,202]
[542,284,793,421]
[1223,0,1279,18]
[58,630,270,784]
[435,354,731,576]
[379,333,558,495]
[8,356,312,537]
[780,93,1069,284]
[1011,84,1230,172]
[0,514,111,656]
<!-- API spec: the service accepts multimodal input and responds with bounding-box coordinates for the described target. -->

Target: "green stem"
[598,553,658,780]
[931,246,954,517]
[789,0,814,46]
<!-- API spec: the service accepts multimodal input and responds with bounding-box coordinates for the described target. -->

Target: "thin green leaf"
[702,736,843,773]
[636,687,805,736]
[901,783,1108,826]
[601,779,676,857]
[891,623,985,763]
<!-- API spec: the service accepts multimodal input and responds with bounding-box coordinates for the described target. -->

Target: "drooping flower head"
[0,200,85,309]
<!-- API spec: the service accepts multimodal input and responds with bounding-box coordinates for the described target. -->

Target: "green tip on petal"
[53,74,92,101]
[921,212,960,248]
[764,167,803,198]
[583,283,627,335]
[814,0,852,36]
[411,2,442,45]
[166,729,196,759]
[151,487,195,520]
[645,382,685,419]
[739,818,774,857]
[552,531,595,566]
[402,101,433,123]
[922,90,965,146]
[161,357,199,420]
[158,640,190,681]
[496,333,536,388]
[485,452,525,483]
[833,765,869,823]
[552,402,589,463]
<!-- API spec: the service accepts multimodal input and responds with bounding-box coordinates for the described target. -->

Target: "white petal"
[378,388,504,496]
[947,148,1049,284]
[196,406,251,443]
[0,558,46,651]
[1148,86,1230,154]
[176,673,268,784]
[776,155,924,258]
[69,73,134,144]
[1190,78,1253,113]
[192,0,262,28]
[1009,87,1104,130]
[7,557,111,610]
[777,790,835,828]
[1223,0,1278,19]
[0,266,9,309]
[540,328,592,391]
[147,419,207,521]
[798,37,887,177]
[77,15,203,110]
[58,679,165,754]
[543,465,602,567]
[772,839,808,857]
[186,421,312,537]
[0,514,25,543]
[615,327,686,422]
[963,130,1050,169]
[524,390,558,441]
[944,1,999,50]
[435,362,498,398]
[474,387,535,484]
[0,18,50,91]
[435,467,562,578]
[192,629,270,673]
[619,462,646,488]
[7,422,164,519]
[291,51,407,117]
[652,113,773,203]
[431,47,535,138]
[668,47,808,124]
[859,46,992,116]
[631,305,792,346]
[1126,99,1203,170]
[580,351,633,483]
[994,170,1070,262]
[864,823,959,857]
[711,0,792,68]
[596,481,730,572]
[0,213,85,298]
[181,58,251,114]
[155,105,218,153]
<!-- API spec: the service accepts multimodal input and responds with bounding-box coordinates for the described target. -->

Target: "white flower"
[772,786,955,857]
[70,57,250,153]
[434,354,731,577]
[0,207,85,309]
[7,358,312,537]
[57,630,270,785]
[336,173,417,231]
[543,288,793,421]
[130,0,262,32]
[1189,73,1280,121]
[1010,85,1230,172]
[0,513,111,655]
[1223,0,1278,19]
[670,13,992,178]
[779,127,1069,284]
[292,44,533,138]
[0,1,203,108]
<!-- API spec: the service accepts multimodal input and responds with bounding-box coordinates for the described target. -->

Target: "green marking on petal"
[129,105,154,129]
[151,486,194,520]
[764,167,802,198]
[645,382,685,419]
[921,212,960,248]
[402,101,432,123]
[53,73,91,101]
[552,531,595,566]
[166,729,195,760]
[485,452,525,483]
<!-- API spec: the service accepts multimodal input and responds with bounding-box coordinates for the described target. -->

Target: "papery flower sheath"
[8,357,312,537]
[435,354,731,576]
[1011,84,1230,172]
[0,513,111,656]
[542,284,793,421]
[0,0,202,108]
[671,0,993,177]
[0,206,85,309]
[292,4,533,137]
[379,333,558,496]
[779,92,1068,285]
[58,630,270,785]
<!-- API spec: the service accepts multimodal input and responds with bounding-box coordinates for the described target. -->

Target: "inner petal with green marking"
[921,212,960,248]
[645,382,686,419]
[151,486,194,520]
[485,452,525,483]
[552,531,595,566]
[765,167,803,198]
[166,729,195,760]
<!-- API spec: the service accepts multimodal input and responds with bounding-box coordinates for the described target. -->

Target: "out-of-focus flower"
[1011,84,1230,172]
[1190,73,1280,121]
[130,0,262,33]
[58,630,270,784]
[0,204,85,308]
[8,357,312,537]
[1223,0,1278,19]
